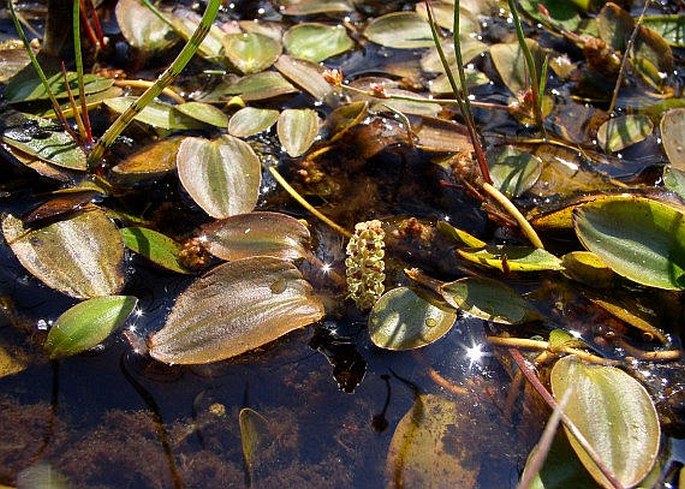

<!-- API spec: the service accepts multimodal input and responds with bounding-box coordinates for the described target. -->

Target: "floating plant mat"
[2,0,685,487]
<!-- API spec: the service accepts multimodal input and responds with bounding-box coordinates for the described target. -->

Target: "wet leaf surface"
[228,107,279,138]
[364,12,434,49]
[176,135,262,218]
[2,208,126,299]
[660,108,685,169]
[103,97,205,130]
[111,136,182,182]
[368,287,456,350]
[149,257,325,364]
[283,23,354,63]
[174,101,229,128]
[115,0,178,53]
[277,108,320,158]
[457,246,564,272]
[551,355,660,488]
[120,227,190,274]
[45,295,138,359]
[222,32,282,74]
[4,72,113,103]
[596,114,653,153]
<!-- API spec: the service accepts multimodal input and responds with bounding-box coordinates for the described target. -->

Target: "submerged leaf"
[283,23,354,62]
[660,108,685,170]
[574,196,685,290]
[199,212,311,262]
[368,287,456,350]
[488,145,542,197]
[277,109,320,158]
[120,227,190,274]
[440,277,541,325]
[596,114,653,153]
[551,355,660,488]
[218,71,298,102]
[490,39,547,96]
[2,209,126,299]
[239,407,271,478]
[386,394,479,488]
[364,12,434,49]
[177,135,262,218]
[149,257,325,364]
[45,296,138,359]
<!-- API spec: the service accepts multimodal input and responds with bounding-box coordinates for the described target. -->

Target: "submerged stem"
[482,183,544,249]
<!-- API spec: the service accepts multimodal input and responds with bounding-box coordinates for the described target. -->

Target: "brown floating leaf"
[277,109,320,158]
[200,212,311,262]
[177,135,262,218]
[149,257,325,364]
[112,137,183,183]
[115,0,178,53]
[2,208,125,299]
[274,55,333,101]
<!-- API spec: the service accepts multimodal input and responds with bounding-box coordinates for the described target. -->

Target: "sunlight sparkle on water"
[464,342,486,367]
[321,262,333,274]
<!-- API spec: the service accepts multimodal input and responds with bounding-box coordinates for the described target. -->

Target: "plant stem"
[87,0,221,166]
[73,0,93,144]
[508,348,626,489]
[267,166,352,238]
[482,183,544,249]
[487,336,619,365]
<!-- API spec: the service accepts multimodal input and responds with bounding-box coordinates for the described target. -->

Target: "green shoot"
[87,0,222,166]
[73,0,93,144]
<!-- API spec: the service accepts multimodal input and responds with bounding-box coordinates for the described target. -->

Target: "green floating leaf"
[121,227,190,274]
[386,394,479,488]
[115,0,178,53]
[488,145,542,197]
[518,0,583,32]
[228,107,279,138]
[551,355,660,488]
[490,39,547,96]
[274,55,333,101]
[277,108,320,158]
[283,23,354,63]
[104,96,204,130]
[660,108,685,170]
[457,246,564,272]
[111,136,183,183]
[280,0,353,15]
[199,212,311,262]
[2,209,126,299]
[4,71,113,103]
[177,135,262,218]
[560,251,615,287]
[368,287,456,350]
[643,14,685,47]
[45,295,138,359]
[149,257,325,364]
[364,12,434,49]
[574,196,685,290]
[663,166,685,200]
[596,114,653,153]
[2,115,87,170]
[217,71,297,102]
[222,32,282,74]
[175,101,228,128]
[169,8,225,61]
[437,221,486,248]
[440,277,541,325]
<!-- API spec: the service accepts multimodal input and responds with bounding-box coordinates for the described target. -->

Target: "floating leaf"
[560,251,615,287]
[596,114,653,153]
[488,145,542,197]
[364,12,434,49]
[2,115,87,170]
[169,8,225,60]
[121,227,190,274]
[574,196,685,290]
[663,167,685,200]
[149,257,325,364]
[490,39,547,96]
[274,55,333,101]
[44,295,138,359]
[368,287,456,350]
[22,190,100,228]
[222,32,282,74]
[217,71,298,102]
[280,0,353,15]
[386,394,479,488]
[176,135,262,218]
[0,40,32,83]
[175,102,228,128]
[199,212,311,262]
[584,291,667,343]
[228,107,279,138]
[327,101,368,142]
[643,14,685,47]
[111,136,183,182]
[518,0,583,32]
[413,117,471,153]
[104,96,204,130]
[283,23,354,62]
[440,277,541,325]
[4,71,113,103]
[115,0,178,52]
[660,108,685,169]
[457,246,564,272]
[550,355,660,488]
[2,209,126,299]
[277,109,320,158]
[437,221,487,248]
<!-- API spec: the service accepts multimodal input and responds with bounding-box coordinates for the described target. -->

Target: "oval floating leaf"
[364,12,434,49]
[457,246,564,272]
[490,39,547,96]
[574,196,685,290]
[177,135,262,218]
[277,109,320,158]
[199,212,311,262]
[440,277,541,325]
[368,287,456,350]
[387,394,479,488]
[111,136,182,182]
[219,71,298,102]
[115,0,178,52]
[228,107,279,138]
[175,102,228,128]
[596,114,653,153]
[560,251,615,287]
[488,145,543,197]
[660,108,685,170]
[2,209,126,299]
[283,23,354,62]
[274,55,333,101]
[149,257,325,364]
[121,227,190,274]
[104,96,204,130]
[45,295,138,359]
[4,72,113,103]
[551,355,660,488]
[222,32,282,74]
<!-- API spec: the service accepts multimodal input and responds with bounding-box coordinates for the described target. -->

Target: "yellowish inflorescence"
[345,220,386,310]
